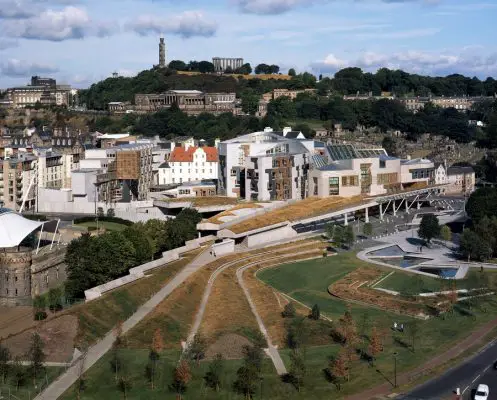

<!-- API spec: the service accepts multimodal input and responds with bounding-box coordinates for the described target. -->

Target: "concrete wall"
[84,235,214,301]
[211,239,235,256]
[246,225,297,247]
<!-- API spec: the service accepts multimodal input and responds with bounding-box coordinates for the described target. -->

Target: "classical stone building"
[0,209,66,306]
[134,90,237,115]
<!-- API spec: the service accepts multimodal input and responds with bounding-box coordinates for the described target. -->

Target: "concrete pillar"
[379,204,384,221]
[405,199,409,214]
[417,201,421,210]
[365,207,369,223]
[344,212,348,226]
[393,200,397,216]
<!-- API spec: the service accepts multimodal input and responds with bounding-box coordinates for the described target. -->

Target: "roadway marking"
[462,386,469,395]
[471,374,481,384]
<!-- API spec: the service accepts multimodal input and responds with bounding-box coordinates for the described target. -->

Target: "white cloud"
[312,50,497,77]
[126,11,217,38]
[0,39,18,50]
[3,6,116,41]
[235,0,439,15]
[0,0,37,18]
[0,58,58,77]
[354,27,441,40]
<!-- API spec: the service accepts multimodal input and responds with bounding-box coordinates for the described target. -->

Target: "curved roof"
[0,209,44,248]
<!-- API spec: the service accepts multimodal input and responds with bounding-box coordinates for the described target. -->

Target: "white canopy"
[0,209,44,248]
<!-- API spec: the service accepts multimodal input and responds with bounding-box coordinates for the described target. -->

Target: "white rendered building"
[309,144,435,198]
[218,127,314,201]
[158,146,219,185]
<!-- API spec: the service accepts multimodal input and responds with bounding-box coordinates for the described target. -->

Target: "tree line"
[64,209,201,299]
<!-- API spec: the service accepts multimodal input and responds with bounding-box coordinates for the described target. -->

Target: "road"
[34,248,214,400]
[400,339,497,400]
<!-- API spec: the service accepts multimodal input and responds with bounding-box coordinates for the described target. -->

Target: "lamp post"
[393,352,398,388]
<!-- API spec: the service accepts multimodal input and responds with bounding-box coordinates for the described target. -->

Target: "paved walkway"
[345,316,497,400]
[237,261,288,375]
[34,248,214,400]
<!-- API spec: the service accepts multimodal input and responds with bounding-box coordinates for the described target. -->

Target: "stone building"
[134,90,237,115]
[212,57,243,73]
[0,209,66,306]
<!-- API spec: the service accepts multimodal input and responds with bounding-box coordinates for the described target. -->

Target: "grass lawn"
[376,268,497,295]
[258,252,497,396]
[75,221,128,232]
[68,248,203,347]
[0,367,64,400]
[61,349,296,400]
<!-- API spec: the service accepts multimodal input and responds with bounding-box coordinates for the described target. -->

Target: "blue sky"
[1,0,497,88]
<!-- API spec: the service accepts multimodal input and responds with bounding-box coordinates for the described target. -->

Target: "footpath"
[346,316,497,400]
[34,248,214,400]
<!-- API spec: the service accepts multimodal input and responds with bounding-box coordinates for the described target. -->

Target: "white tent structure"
[0,208,45,249]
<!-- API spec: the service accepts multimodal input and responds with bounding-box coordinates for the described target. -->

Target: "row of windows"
[342,175,359,187]
[172,169,213,174]
[377,173,399,185]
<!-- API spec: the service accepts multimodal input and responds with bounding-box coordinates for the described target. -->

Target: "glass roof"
[0,208,13,215]
[326,145,386,161]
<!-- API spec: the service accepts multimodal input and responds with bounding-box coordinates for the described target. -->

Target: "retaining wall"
[211,239,235,256]
[84,235,214,301]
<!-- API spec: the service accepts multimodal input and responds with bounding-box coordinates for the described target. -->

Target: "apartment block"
[0,154,37,212]
[218,127,314,201]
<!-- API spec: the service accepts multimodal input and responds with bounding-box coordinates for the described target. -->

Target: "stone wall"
[0,250,32,306]
[31,246,67,298]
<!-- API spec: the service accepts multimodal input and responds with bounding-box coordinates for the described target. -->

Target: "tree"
[97,207,104,218]
[33,295,47,320]
[460,229,492,261]
[418,214,440,244]
[204,353,224,392]
[117,375,132,400]
[282,302,296,318]
[255,63,271,74]
[368,326,382,365]
[110,321,124,382]
[48,287,63,312]
[233,364,259,399]
[288,348,306,391]
[309,304,320,320]
[10,357,26,391]
[381,136,397,156]
[168,60,187,71]
[235,63,252,74]
[27,332,45,385]
[241,91,260,115]
[76,347,88,400]
[358,312,370,339]
[406,320,420,352]
[147,328,163,389]
[329,349,348,390]
[243,345,264,372]
[224,66,234,74]
[287,317,308,349]
[170,360,191,399]
[343,225,355,248]
[363,222,373,237]
[198,61,215,73]
[107,208,115,218]
[440,225,452,242]
[0,342,10,384]
[186,334,207,366]
[288,68,296,77]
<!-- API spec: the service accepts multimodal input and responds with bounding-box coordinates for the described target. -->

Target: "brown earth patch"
[4,314,78,363]
[329,267,434,317]
[0,306,34,339]
[204,333,253,360]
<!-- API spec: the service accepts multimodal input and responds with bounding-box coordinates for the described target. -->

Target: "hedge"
[73,216,134,226]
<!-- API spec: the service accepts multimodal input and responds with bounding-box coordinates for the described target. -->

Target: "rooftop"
[326,144,386,161]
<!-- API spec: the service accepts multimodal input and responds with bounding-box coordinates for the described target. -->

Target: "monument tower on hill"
[159,37,166,68]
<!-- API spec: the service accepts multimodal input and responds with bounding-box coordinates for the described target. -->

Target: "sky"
[1,0,497,89]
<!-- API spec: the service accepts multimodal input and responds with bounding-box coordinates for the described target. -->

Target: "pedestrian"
[393,322,397,330]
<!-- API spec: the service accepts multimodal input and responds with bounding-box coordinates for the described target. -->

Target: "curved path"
[35,248,214,400]
[236,262,288,375]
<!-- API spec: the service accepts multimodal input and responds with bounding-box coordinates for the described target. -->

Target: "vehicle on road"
[474,384,489,400]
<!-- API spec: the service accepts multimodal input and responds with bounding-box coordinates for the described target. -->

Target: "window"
[329,177,339,195]
[377,173,398,185]
[379,160,386,168]
[342,176,359,186]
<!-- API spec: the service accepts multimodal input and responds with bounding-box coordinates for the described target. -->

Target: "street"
[399,339,497,400]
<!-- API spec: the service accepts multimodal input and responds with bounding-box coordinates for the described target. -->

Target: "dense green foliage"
[65,209,202,299]
[466,187,497,222]
[418,214,441,243]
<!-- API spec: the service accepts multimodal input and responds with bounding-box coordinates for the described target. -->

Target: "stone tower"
[159,37,166,68]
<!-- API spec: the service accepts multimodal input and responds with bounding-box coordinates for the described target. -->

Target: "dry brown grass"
[201,241,327,343]
[165,196,239,207]
[207,203,263,224]
[230,195,366,233]
[243,249,326,346]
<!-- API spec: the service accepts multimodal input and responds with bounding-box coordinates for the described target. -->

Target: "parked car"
[474,384,489,400]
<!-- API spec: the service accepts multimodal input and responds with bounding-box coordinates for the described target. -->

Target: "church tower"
[159,37,166,68]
